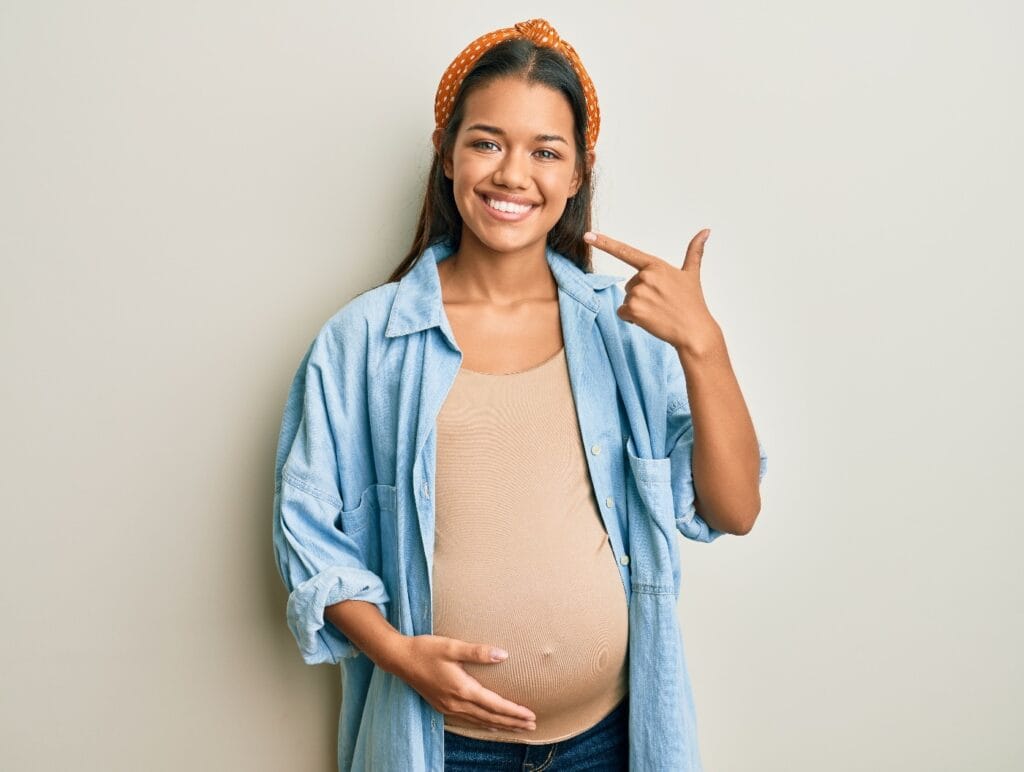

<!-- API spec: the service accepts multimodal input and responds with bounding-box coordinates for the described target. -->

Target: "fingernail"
[491,648,508,661]
[583,231,596,243]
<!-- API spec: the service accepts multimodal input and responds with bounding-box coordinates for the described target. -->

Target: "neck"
[441,227,556,304]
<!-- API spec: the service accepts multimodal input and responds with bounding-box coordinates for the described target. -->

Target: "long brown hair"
[384,37,599,285]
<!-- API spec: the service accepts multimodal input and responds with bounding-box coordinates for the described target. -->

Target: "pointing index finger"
[583,231,653,270]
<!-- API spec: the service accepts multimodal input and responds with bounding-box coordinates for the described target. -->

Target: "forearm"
[675,329,763,533]
[324,599,410,674]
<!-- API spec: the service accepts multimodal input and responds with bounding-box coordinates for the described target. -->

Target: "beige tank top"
[432,345,629,745]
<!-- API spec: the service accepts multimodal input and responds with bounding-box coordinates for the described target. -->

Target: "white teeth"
[485,196,533,214]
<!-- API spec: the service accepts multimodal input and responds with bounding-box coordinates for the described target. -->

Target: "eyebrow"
[464,123,569,146]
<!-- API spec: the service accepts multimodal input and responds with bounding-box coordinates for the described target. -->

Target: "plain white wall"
[2,1,1020,770]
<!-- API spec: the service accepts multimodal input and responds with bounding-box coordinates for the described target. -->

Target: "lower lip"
[478,194,538,222]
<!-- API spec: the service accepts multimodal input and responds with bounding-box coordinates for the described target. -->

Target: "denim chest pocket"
[336,483,397,577]
[624,435,682,595]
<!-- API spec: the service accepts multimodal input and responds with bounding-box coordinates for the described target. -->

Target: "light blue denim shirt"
[272,238,768,771]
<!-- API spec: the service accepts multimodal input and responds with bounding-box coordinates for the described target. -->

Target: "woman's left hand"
[583,228,724,355]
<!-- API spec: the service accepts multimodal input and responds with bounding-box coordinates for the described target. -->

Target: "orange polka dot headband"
[434,18,601,152]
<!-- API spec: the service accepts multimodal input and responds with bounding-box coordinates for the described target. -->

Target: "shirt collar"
[384,238,623,339]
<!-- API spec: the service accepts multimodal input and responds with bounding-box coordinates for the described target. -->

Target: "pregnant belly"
[431,545,629,742]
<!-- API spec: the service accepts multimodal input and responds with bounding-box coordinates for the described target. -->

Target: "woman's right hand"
[385,634,537,733]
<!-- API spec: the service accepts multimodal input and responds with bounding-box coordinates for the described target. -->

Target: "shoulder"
[582,270,624,291]
[296,282,399,378]
[308,281,399,358]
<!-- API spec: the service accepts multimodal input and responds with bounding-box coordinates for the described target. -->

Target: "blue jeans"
[443,695,629,771]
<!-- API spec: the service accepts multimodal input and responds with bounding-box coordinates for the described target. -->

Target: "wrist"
[674,324,726,363]
[371,630,411,676]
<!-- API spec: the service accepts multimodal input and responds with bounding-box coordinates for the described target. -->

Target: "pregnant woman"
[272,17,768,772]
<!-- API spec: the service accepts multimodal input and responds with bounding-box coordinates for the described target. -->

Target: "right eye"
[472,140,499,151]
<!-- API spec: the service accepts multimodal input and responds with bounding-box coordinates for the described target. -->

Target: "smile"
[479,193,538,222]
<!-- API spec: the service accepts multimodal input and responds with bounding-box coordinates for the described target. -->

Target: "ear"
[433,128,453,180]
[569,150,595,197]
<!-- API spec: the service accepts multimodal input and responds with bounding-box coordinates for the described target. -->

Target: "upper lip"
[479,191,539,206]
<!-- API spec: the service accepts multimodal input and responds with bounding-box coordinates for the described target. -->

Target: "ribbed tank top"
[432,345,629,744]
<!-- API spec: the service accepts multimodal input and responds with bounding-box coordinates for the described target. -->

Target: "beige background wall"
[2,1,1020,770]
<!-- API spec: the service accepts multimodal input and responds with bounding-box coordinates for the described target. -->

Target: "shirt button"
[591,443,601,455]
[620,554,630,566]
[605,496,614,507]
[431,716,437,730]
[422,481,430,498]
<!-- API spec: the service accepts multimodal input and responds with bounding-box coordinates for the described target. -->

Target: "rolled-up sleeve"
[664,347,768,543]
[272,336,389,665]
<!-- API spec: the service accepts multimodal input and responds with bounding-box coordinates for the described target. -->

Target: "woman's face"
[440,76,588,256]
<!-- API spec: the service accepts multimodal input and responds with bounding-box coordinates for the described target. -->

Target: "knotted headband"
[434,18,601,152]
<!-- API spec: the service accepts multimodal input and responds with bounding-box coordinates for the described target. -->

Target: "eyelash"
[472,140,560,160]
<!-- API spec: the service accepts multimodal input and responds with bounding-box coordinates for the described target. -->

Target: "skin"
[431,76,592,375]
[329,74,763,734]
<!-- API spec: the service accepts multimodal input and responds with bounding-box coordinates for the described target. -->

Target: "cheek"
[453,154,489,179]
[539,171,577,202]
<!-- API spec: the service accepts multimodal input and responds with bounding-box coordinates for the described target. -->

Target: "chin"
[477,229,547,254]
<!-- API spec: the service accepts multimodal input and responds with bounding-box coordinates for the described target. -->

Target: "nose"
[493,148,529,190]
